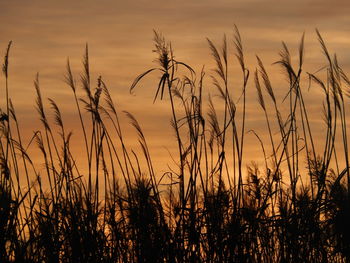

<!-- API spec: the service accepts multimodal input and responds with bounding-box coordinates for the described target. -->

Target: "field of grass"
[1,28,350,262]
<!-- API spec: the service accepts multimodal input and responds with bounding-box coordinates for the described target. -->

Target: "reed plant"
[0,28,350,262]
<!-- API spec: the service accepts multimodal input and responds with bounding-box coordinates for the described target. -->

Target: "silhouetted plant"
[1,28,350,262]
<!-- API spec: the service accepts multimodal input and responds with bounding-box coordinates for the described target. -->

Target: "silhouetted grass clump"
[1,28,350,262]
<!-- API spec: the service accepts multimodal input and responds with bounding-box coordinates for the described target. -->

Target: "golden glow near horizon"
[1,0,350,177]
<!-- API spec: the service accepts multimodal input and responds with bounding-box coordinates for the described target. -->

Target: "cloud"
[0,0,349,173]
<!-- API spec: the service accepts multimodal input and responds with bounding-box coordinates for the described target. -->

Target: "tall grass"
[1,28,350,262]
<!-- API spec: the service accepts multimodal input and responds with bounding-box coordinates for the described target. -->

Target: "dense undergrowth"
[1,28,350,262]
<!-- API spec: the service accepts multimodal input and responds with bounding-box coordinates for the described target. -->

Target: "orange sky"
[1,0,350,177]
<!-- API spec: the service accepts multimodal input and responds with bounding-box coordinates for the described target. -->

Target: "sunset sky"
[1,0,350,175]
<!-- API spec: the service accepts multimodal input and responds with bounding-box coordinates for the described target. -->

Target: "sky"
[1,0,350,177]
